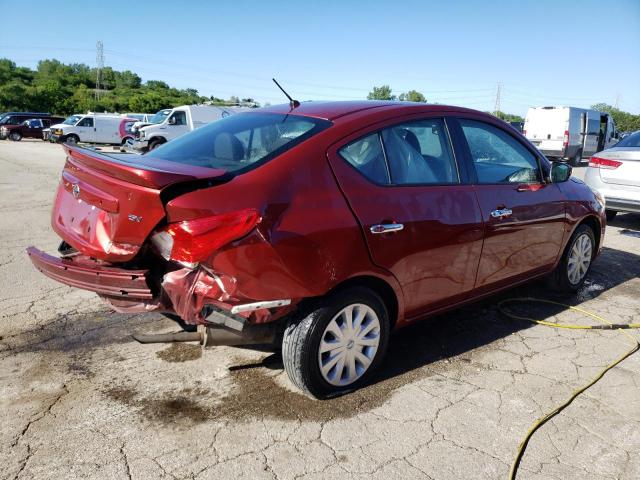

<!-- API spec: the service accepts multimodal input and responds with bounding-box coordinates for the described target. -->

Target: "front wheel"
[548,224,595,293]
[65,134,79,144]
[148,139,164,151]
[282,287,390,399]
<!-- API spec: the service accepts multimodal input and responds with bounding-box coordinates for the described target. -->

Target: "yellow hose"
[497,298,640,480]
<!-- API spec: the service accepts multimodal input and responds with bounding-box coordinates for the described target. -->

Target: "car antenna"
[272,78,300,108]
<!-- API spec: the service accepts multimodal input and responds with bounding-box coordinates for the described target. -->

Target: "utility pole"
[95,41,104,101]
[494,82,502,117]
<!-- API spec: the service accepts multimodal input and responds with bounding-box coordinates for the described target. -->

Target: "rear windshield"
[146,112,331,172]
[616,131,640,148]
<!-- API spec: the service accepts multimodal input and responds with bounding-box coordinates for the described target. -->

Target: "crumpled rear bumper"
[27,246,291,327]
[26,247,153,300]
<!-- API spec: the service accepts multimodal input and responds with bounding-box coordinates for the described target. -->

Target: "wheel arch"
[325,274,401,329]
[578,214,602,255]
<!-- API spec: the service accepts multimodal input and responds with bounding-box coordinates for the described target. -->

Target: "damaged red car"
[28,101,606,398]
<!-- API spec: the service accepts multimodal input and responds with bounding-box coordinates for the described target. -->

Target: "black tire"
[282,287,390,399]
[65,134,79,144]
[569,150,582,167]
[148,139,164,151]
[9,131,22,141]
[605,210,617,222]
[548,224,595,293]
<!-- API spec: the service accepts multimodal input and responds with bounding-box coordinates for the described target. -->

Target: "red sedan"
[28,101,606,398]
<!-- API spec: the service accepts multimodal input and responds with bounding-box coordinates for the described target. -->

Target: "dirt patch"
[104,386,213,424]
[156,343,203,363]
[102,298,528,425]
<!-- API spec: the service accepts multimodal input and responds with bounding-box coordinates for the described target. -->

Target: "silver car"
[585,131,640,221]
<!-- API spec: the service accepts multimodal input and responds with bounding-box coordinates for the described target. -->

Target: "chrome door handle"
[370,223,404,234]
[491,208,513,219]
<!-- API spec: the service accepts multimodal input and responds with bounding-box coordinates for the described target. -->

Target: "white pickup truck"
[130,105,235,152]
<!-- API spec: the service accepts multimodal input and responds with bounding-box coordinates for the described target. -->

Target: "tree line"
[367,85,640,131]
[1,59,639,132]
[0,58,257,115]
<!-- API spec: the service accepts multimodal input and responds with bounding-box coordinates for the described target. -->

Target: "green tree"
[367,85,396,101]
[591,103,640,132]
[398,90,427,103]
[493,111,524,123]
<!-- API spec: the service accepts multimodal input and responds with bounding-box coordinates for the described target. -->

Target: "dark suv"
[0,112,52,126]
[0,117,64,141]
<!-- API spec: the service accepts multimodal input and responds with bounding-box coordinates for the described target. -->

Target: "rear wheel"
[9,131,22,141]
[569,150,582,167]
[282,287,390,399]
[548,224,595,293]
[605,210,617,222]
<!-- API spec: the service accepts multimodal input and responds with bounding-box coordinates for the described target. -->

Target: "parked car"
[27,101,606,398]
[584,130,640,221]
[0,117,64,141]
[524,106,619,166]
[49,113,124,144]
[130,105,236,152]
[0,111,53,127]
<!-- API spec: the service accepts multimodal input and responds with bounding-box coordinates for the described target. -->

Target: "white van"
[524,106,619,166]
[131,105,238,152]
[50,113,124,145]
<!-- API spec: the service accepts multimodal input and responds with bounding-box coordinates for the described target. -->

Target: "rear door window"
[382,119,458,184]
[339,133,390,184]
[338,117,459,185]
[459,119,541,184]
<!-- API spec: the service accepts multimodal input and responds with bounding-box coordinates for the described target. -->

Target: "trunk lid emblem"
[72,183,80,198]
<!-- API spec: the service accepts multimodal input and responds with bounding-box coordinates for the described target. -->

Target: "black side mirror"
[551,162,572,183]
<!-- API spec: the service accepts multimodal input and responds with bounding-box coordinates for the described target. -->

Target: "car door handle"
[370,223,404,234]
[491,208,513,219]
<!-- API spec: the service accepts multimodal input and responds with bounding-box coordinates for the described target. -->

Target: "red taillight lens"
[588,156,622,170]
[562,130,569,150]
[523,129,527,136]
[161,209,261,265]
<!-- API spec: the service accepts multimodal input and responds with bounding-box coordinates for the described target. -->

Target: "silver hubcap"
[567,233,592,284]
[318,303,380,387]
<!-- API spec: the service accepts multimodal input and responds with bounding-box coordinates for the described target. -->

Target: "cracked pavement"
[1,140,639,479]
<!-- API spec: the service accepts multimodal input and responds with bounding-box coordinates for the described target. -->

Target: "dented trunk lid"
[52,145,227,262]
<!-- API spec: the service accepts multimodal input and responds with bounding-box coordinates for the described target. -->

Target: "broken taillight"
[151,209,261,266]
[588,156,622,169]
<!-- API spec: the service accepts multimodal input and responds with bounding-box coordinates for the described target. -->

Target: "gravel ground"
[1,140,639,480]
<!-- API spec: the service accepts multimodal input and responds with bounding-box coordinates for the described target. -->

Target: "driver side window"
[77,117,94,127]
[460,119,540,184]
[171,111,187,125]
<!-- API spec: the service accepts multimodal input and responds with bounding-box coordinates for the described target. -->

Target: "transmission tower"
[95,41,104,101]
[494,82,502,116]
[614,94,620,109]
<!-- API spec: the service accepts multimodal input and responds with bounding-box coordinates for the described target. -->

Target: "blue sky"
[1,0,639,115]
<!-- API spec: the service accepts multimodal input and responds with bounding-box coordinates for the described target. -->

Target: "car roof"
[257,101,479,121]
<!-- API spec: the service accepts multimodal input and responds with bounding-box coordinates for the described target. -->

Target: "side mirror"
[551,162,572,183]
[168,116,176,125]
